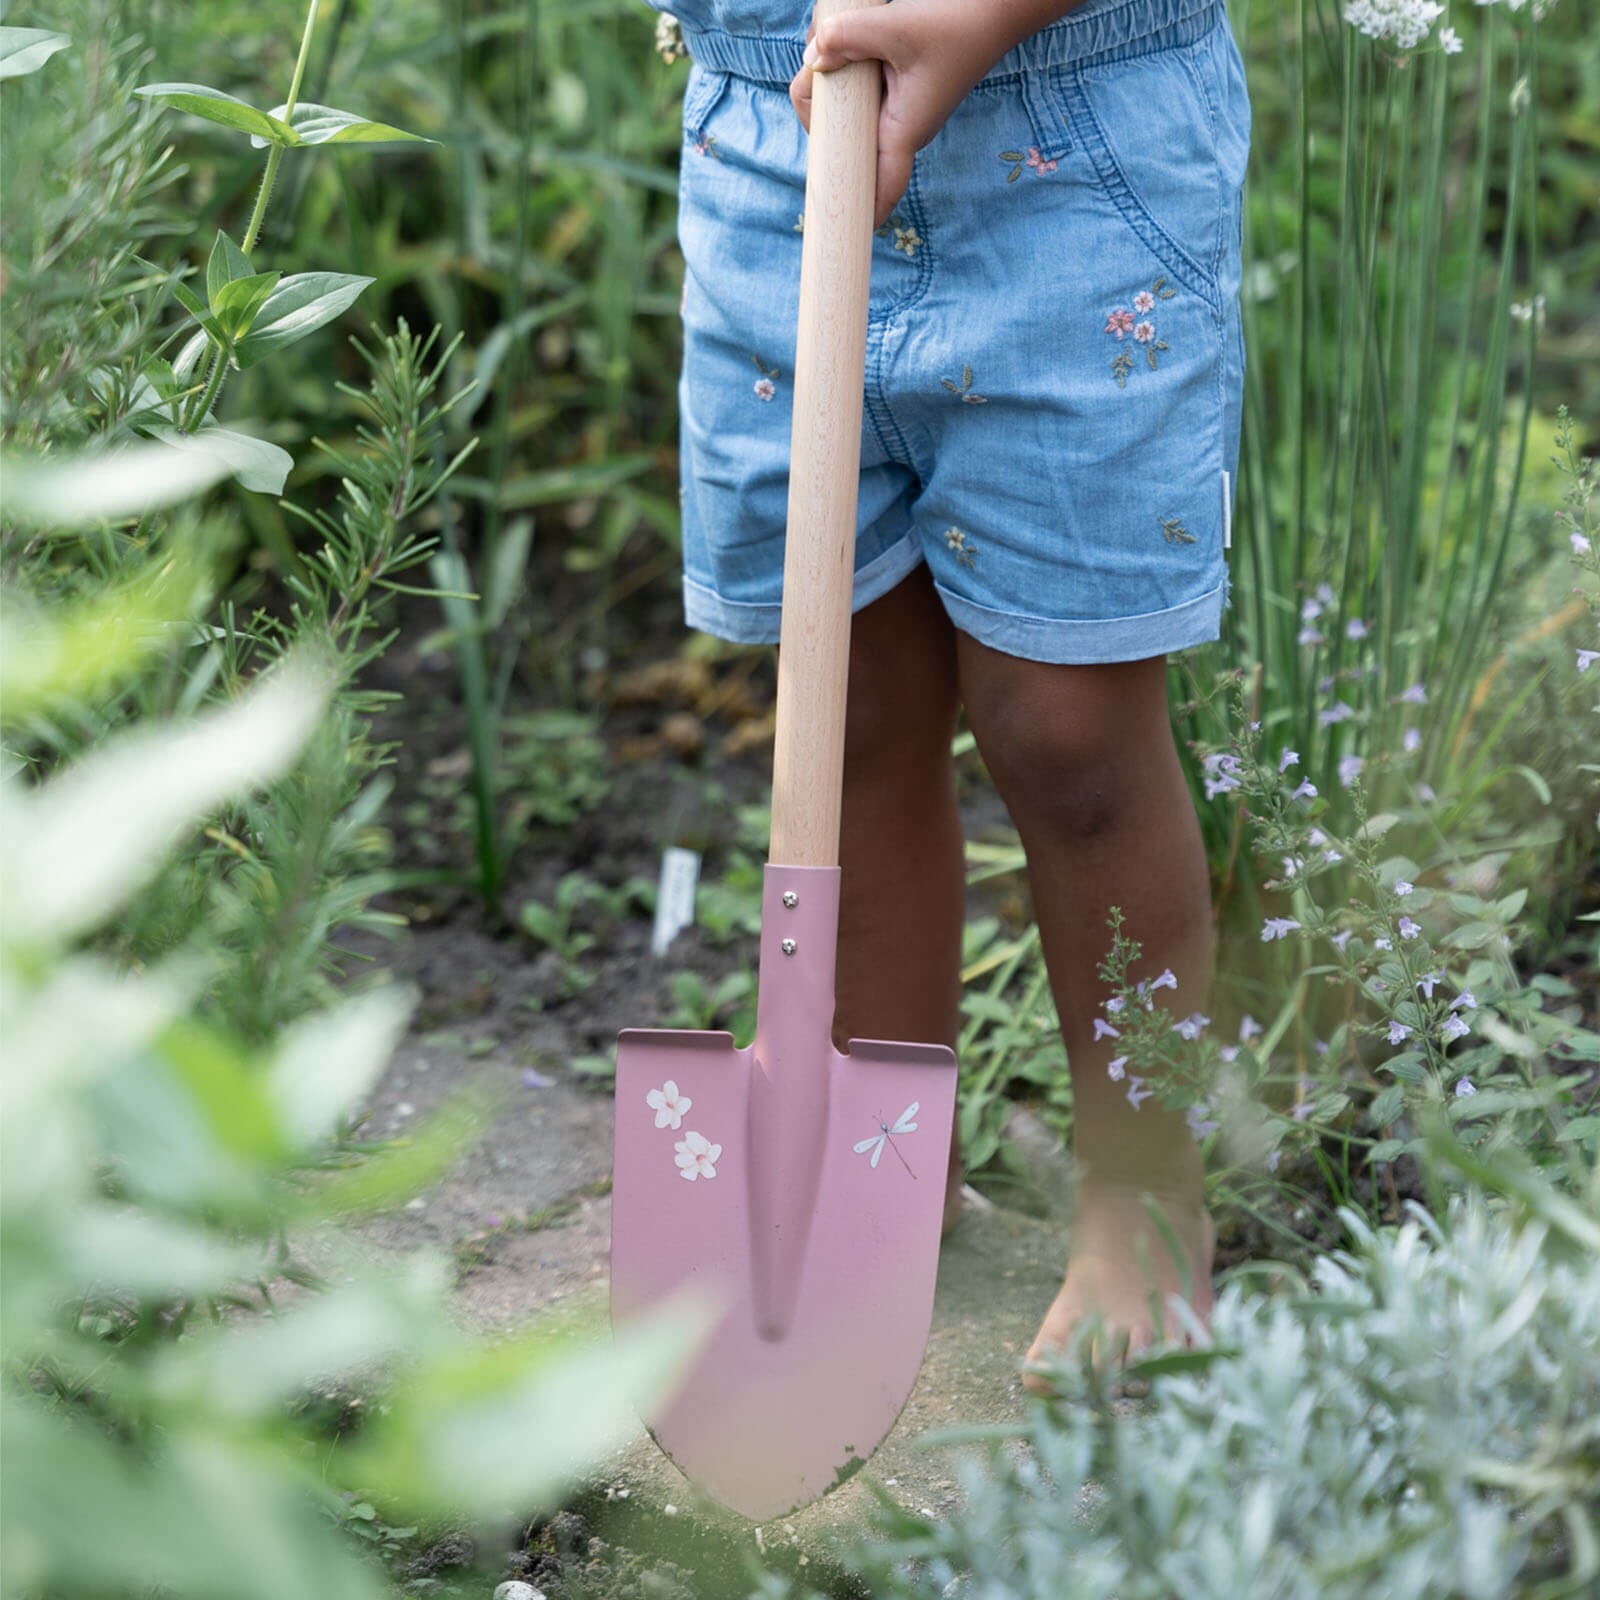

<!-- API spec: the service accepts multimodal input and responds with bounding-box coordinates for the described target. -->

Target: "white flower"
[1398,916,1422,939]
[1374,935,1393,951]
[1344,0,1446,48]
[674,1130,722,1180]
[1239,1013,1264,1041]
[1416,970,1444,998]
[1283,855,1305,878]
[1440,24,1463,50]
[1262,917,1302,941]
[647,1079,692,1130]
[753,376,776,401]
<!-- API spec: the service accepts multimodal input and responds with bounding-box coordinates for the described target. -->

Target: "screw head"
[780,938,797,956]
[781,890,798,908]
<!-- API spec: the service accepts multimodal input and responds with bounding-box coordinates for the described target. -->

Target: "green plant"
[0,584,706,1600]
[776,1138,1600,1600]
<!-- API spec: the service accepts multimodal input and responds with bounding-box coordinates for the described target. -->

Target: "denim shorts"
[673,0,1251,664]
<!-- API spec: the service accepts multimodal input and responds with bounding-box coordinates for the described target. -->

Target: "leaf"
[133,82,296,144]
[1370,1083,1406,1127]
[250,100,432,149]
[233,272,373,366]
[1443,920,1501,950]
[962,364,972,387]
[0,659,328,947]
[999,150,1025,160]
[1007,166,1021,182]
[1121,1346,1242,1382]
[205,230,255,305]
[269,988,412,1147]
[212,270,282,340]
[142,423,293,495]
[941,378,960,392]
[0,438,235,526]
[0,27,70,78]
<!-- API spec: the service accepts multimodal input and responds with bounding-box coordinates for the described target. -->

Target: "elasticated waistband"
[679,0,1223,86]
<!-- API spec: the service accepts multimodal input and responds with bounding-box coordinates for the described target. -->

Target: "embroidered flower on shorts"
[750,354,779,401]
[943,527,977,569]
[892,223,923,255]
[1161,516,1196,546]
[1107,278,1175,385]
[692,129,722,159]
[998,144,1056,181]
[940,364,988,404]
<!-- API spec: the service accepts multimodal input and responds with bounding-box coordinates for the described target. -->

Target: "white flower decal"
[675,1131,721,1181]
[647,1079,692,1131]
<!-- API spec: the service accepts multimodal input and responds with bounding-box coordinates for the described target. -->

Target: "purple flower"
[1239,1014,1263,1041]
[1393,880,1414,896]
[1283,855,1305,879]
[1398,916,1422,940]
[1387,1020,1413,1044]
[1279,748,1299,773]
[1346,617,1368,640]
[1151,968,1178,992]
[1449,991,1477,1012]
[1219,1044,1241,1063]
[1291,778,1318,801]
[1373,936,1393,951]
[1578,649,1598,673]
[1298,627,1326,647]
[1454,1076,1477,1097]
[1126,1075,1153,1109]
[1186,1103,1220,1140]
[1331,929,1354,953]
[1338,754,1365,789]
[1440,1013,1471,1043]
[1267,1148,1282,1173]
[1573,531,1589,555]
[1416,970,1443,999]
[1106,1055,1129,1081]
[1105,995,1126,1014]
[522,1068,555,1089]
[1093,1017,1122,1041]
[1399,682,1428,705]
[1320,702,1356,726]
[1403,728,1422,753]
[1261,917,1302,941]
[1419,783,1436,802]
[1173,1011,1211,1040]
[486,1213,503,1228]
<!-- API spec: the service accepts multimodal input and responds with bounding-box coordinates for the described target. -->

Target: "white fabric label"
[1222,469,1232,551]
[651,846,701,958]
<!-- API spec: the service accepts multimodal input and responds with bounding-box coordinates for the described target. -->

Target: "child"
[654,0,1250,1382]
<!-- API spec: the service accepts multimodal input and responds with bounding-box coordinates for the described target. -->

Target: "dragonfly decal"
[854,1102,920,1176]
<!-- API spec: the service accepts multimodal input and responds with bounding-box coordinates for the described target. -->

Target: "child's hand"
[790,0,1080,229]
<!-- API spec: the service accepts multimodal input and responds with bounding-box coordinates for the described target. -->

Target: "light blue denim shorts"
[674,0,1250,664]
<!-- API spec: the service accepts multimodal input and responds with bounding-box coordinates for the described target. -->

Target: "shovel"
[612,0,959,1523]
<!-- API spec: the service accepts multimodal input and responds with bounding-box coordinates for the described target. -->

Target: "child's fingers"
[803,9,897,74]
[789,64,814,134]
[874,135,913,230]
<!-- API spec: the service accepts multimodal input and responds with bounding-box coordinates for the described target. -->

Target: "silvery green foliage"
[836,1190,1600,1600]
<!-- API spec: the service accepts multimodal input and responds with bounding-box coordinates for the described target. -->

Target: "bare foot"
[1021,1184,1215,1394]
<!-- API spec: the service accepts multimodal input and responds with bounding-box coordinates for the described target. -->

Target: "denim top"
[645,0,1218,85]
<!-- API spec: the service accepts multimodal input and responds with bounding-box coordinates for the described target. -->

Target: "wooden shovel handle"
[768,0,883,868]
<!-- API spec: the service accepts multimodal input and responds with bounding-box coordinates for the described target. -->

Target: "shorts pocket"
[681,59,732,152]
[1039,34,1230,313]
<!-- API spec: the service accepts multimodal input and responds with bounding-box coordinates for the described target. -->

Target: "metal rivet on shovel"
[613,0,958,1524]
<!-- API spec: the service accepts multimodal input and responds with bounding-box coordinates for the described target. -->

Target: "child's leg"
[776,566,967,1224]
[955,634,1216,1379]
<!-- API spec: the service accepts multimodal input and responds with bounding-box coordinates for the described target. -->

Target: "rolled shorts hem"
[933,577,1226,665]
[682,528,925,645]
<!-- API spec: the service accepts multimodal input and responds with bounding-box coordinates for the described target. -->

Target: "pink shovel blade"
[612,865,957,1521]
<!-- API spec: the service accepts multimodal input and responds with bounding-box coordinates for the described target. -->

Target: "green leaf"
[212,270,282,340]
[143,423,293,495]
[170,277,210,322]
[206,230,255,305]
[250,100,433,149]
[1370,1084,1406,1127]
[133,82,297,144]
[1443,920,1501,950]
[0,439,235,526]
[0,27,70,78]
[233,272,373,367]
